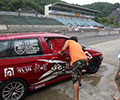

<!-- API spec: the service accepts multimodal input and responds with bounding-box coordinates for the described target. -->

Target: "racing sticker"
[17,65,32,74]
[35,84,45,90]
[14,39,40,55]
[4,67,14,77]
[24,40,40,54]
[85,51,93,60]
[32,59,68,86]
[14,41,25,55]
[34,63,48,73]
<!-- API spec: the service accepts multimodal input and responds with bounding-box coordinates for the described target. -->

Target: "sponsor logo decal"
[4,67,14,77]
[34,63,48,73]
[14,41,25,55]
[17,65,32,74]
[14,39,40,55]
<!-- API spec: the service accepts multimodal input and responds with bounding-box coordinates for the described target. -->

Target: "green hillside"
[0,1,120,17]
[0,0,60,14]
[81,2,120,26]
[81,2,120,17]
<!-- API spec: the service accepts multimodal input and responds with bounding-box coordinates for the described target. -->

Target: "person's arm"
[58,42,68,55]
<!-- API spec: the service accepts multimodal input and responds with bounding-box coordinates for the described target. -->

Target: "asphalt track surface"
[25,34,120,100]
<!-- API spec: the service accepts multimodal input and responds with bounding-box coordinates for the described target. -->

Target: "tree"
[0,0,60,13]
[109,17,114,24]
[81,2,120,17]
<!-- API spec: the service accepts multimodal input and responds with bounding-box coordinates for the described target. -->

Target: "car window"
[0,41,10,58]
[11,38,43,57]
[45,37,68,54]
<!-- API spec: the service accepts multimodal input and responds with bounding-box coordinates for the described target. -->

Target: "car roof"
[0,32,68,40]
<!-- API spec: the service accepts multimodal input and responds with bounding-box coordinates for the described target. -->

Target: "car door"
[43,37,71,75]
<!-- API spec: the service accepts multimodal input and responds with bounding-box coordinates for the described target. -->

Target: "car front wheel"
[0,79,28,100]
[87,57,101,74]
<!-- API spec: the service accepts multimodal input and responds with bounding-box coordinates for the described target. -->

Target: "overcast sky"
[62,0,120,5]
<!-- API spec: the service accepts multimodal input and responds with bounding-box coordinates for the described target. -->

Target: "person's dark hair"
[69,36,78,42]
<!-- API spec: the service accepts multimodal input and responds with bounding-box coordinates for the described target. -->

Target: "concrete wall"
[63,28,120,38]
[0,25,69,33]
[0,25,7,30]
[0,25,120,38]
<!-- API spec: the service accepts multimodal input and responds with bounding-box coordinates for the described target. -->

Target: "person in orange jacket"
[58,36,87,100]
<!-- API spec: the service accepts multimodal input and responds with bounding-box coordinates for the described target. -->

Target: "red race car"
[0,32,103,100]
